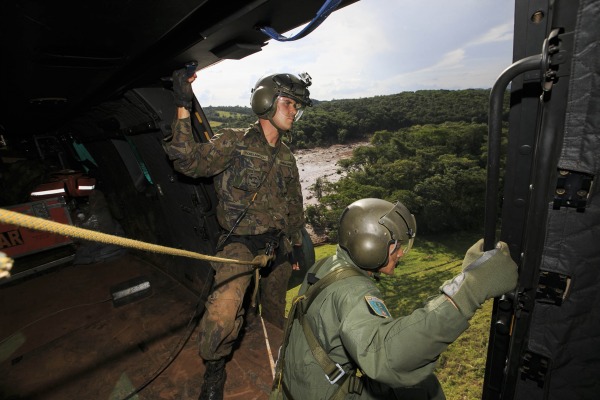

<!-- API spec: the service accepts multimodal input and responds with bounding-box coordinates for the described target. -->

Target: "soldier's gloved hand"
[172,68,195,110]
[441,239,518,319]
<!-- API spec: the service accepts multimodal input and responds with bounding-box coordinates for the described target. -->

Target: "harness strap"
[271,260,364,399]
[301,265,362,313]
[271,259,328,394]
[298,266,364,400]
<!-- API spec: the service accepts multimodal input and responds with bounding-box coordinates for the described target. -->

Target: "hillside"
[203,88,504,149]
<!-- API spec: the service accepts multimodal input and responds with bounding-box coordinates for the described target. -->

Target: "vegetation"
[203,107,255,129]
[305,121,508,238]
[287,231,489,400]
[204,89,505,149]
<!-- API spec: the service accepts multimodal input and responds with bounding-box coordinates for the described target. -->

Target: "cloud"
[468,21,514,46]
[432,49,467,70]
[194,0,515,106]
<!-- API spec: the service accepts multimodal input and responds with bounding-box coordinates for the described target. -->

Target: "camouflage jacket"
[165,117,304,245]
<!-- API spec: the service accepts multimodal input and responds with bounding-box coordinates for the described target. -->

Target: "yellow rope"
[0,251,13,278]
[0,208,271,267]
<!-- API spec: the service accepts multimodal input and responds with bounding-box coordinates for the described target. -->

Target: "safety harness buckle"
[325,363,346,385]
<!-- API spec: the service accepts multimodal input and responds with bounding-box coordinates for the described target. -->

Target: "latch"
[520,351,550,388]
[541,28,572,92]
[535,270,571,305]
[553,169,593,212]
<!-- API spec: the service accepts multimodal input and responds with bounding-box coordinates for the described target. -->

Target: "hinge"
[553,169,593,212]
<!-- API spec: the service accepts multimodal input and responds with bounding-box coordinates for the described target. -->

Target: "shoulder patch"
[365,295,392,318]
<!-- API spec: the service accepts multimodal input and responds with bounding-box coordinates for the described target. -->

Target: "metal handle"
[484,54,542,251]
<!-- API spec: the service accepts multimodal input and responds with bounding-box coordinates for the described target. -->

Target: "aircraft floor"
[0,252,282,399]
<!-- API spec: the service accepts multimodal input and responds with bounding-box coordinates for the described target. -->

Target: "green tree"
[311,122,492,236]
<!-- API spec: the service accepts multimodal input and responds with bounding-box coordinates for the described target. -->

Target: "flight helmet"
[338,198,416,270]
[250,72,313,123]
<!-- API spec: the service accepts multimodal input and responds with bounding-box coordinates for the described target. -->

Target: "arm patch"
[365,295,392,318]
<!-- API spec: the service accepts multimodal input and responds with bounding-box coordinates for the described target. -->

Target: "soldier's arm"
[164,68,234,177]
[165,111,236,177]
[338,288,468,388]
[338,239,517,387]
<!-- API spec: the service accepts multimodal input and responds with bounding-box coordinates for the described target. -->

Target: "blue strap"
[259,0,342,42]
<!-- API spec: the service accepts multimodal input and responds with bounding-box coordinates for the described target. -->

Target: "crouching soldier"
[271,198,518,399]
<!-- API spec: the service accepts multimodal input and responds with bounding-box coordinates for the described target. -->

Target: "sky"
[193,0,515,107]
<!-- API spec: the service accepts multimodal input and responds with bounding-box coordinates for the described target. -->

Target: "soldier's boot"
[199,358,227,400]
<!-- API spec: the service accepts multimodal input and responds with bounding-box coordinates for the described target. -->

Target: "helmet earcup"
[250,83,276,118]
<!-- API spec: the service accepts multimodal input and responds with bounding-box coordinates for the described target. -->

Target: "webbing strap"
[271,262,363,399]
[301,264,362,313]
[271,258,328,393]
[299,311,343,380]
[298,266,364,399]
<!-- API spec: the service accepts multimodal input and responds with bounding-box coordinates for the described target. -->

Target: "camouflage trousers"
[198,241,292,360]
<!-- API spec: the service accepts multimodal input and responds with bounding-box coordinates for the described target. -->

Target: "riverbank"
[295,141,369,205]
[295,140,370,243]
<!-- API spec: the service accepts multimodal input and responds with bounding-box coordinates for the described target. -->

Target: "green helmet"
[250,72,313,122]
[338,198,416,270]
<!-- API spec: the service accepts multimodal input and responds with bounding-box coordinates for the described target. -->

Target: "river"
[295,141,369,206]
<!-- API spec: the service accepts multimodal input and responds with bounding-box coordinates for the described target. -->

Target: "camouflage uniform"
[279,246,470,399]
[165,117,304,360]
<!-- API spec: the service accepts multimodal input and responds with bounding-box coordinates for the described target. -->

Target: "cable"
[260,315,275,379]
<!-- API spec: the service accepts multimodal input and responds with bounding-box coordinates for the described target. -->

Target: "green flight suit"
[280,246,470,399]
[164,117,304,357]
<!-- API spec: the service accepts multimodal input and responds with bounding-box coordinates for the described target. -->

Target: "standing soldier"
[271,198,518,399]
[164,69,312,400]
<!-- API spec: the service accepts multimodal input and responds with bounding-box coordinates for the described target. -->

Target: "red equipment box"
[0,197,73,258]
